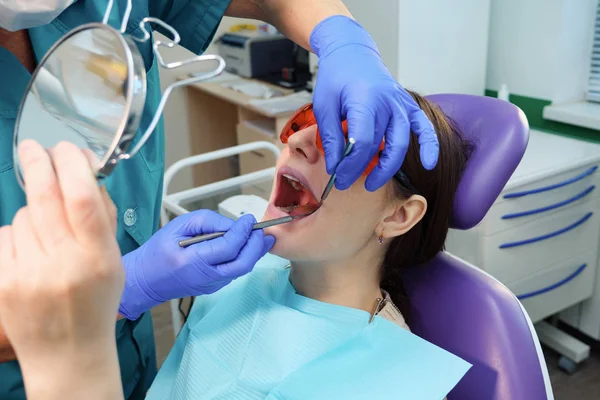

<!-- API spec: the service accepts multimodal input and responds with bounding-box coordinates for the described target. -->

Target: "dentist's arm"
[0,330,14,363]
[226,0,440,191]
[0,213,273,365]
[118,210,275,321]
[225,0,351,50]
[0,317,122,364]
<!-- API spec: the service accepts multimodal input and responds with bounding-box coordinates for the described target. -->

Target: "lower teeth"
[277,204,299,213]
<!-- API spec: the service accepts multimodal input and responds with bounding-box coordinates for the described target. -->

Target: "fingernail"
[18,140,38,158]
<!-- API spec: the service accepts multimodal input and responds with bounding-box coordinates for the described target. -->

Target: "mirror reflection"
[15,27,130,178]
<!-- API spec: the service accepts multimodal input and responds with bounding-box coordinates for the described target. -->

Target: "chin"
[267,241,311,264]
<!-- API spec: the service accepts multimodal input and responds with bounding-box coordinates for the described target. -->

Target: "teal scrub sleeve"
[151,0,233,54]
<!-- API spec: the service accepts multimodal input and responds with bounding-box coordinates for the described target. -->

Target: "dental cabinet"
[181,75,294,188]
[446,129,600,369]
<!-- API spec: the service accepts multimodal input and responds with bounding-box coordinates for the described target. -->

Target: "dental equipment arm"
[226,0,439,191]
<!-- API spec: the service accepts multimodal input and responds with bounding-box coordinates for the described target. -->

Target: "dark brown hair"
[380,91,473,320]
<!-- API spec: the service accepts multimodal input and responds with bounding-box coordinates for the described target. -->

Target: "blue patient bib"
[147,254,471,400]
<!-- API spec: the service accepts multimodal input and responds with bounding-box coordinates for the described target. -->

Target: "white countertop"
[506,130,600,189]
[543,102,600,131]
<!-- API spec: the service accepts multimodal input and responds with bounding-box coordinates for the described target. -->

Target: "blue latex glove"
[310,15,440,192]
[119,210,275,320]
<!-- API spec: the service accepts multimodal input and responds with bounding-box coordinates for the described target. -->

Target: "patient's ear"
[377,195,427,239]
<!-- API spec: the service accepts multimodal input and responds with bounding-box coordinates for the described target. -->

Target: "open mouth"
[274,170,320,217]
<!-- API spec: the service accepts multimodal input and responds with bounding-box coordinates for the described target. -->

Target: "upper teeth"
[283,174,305,191]
[283,174,300,182]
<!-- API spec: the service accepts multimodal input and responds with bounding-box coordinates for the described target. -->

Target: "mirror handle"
[103,0,133,33]
[121,18,226,159]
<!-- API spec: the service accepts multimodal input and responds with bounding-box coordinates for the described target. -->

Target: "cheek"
[330,184,385,234]
[265,206,347,260]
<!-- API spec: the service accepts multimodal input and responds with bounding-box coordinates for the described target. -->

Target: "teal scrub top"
[147,254,471,400]
[0,1,231,399]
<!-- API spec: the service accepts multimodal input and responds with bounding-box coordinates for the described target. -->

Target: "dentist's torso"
[0,0,229,397]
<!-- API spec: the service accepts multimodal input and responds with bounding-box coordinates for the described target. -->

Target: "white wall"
[341,0,400,80]
[342,0,490,95]
[486,0,597,103]
[397,0,490,95]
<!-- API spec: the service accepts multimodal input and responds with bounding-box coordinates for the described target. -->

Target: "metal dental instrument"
[318,138,356,204]
[178,138,356,248]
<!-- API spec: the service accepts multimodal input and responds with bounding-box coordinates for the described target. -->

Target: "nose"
[287,127,320,164]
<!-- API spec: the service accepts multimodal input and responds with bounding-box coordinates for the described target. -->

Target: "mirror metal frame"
[13,0,226,189]
[13,22,147,187]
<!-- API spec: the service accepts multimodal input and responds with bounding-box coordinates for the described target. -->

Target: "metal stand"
[536,320,590,374]
[161,142,281,337]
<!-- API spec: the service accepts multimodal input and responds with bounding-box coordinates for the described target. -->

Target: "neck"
[289,242,384,314]
[0,28,36,73]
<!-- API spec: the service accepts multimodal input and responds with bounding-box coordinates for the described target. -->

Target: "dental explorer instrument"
[178,138,355,248]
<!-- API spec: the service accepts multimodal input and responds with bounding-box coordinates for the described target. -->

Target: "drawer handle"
[502,186,596,219]
[517,264,588,300]
[499,212,593,249]
[504,165,598,199]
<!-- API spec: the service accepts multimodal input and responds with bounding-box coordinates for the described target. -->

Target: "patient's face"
[263,126,390,262]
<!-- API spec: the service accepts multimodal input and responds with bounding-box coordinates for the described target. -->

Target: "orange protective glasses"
[279,103,419,194]
[279,103,384,176]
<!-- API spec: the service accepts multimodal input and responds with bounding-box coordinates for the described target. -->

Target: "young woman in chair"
[144,90,474,399]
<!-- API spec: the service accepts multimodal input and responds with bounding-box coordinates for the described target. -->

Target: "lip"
[265,164,322,223]
[276,165,320,200]
[265,202,288,219]
[264,201,315,226]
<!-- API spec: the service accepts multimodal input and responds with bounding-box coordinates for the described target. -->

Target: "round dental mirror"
[13,23,146,188]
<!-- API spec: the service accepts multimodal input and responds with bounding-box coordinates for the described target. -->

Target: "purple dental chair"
[402,94,553,399]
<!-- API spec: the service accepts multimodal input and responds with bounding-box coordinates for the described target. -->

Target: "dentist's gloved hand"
[119,210,275,320]
[310,15,440,192]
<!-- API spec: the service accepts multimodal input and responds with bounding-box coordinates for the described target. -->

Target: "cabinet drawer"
[500,164,599,204]
[482,206,600,283]
[482,164,599,235]
[483,184,598,236]
[508,249,598,323]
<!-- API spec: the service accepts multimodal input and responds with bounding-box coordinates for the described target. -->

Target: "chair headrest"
[425,94,529,230]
